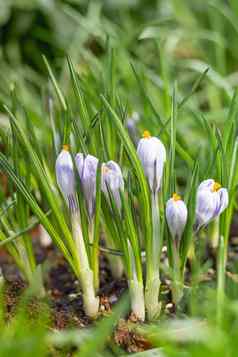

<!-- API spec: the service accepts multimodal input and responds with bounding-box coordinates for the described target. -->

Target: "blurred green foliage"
[1,1,238,356]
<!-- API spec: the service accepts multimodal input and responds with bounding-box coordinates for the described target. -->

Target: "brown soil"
[1,223,238,353]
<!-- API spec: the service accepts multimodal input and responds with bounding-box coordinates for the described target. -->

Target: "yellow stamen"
[63,144,70,151]
[142,130,151,139]
[172,193,181,201]
[102,165,110,174]
[212,181,221,192]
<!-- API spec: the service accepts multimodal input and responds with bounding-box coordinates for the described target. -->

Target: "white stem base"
[210,217,219,249]
[171,280,184,304]
[145,275,161,321]
[108,255,124,279]
[129,279,145,321]
[29,265,46,299]
[80,268,99,318]
[72,212,99,318]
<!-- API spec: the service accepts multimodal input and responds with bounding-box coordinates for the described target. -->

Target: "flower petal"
[56,149,75,199]
[101,160,124,212]
[166,198,188,239]
[137,136,166,193]
[75,153,99,218]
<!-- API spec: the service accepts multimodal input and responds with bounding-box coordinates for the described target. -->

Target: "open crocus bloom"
[55,145,77,212]
[196,179,228,228]
[166,193,188,240]
[137,131,166,194]
[101,160,124,212]
[75,153,99,219]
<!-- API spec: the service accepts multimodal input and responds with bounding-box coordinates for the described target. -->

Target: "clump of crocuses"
[55,135,229,321]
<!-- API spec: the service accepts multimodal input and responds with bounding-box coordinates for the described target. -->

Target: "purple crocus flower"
[101,161,124,212]
[196,179,228,228]
[126,111,140,145]
[137,131,166,194]
[166,193,188,240]
[55,145,77,212]
[75,153,99,219]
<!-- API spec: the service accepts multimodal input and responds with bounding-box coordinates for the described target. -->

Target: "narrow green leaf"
[42,55,67,111]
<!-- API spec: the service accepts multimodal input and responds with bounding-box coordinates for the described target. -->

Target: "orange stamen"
[172,193,181,201]
[212,181,221,192]
[142,130,151,139]
[102,165,110,174]
[63,144,70,151]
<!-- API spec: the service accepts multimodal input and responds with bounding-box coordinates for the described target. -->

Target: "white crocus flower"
[166,193,188,240]
[137,131,166,320]
[75,153,99,219]
[196,179,228,229]
[55,145,77,212]
[137,131,166,194]
[101,160,124,212]
[56,146,99,317]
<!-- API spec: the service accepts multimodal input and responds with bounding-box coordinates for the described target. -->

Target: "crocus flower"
[126,111,140,145]
[101,161,124,212]
[55,145,77,212]
[137,131,166,194]
[75,153,99,219]
[196,179,228,228]
[166,193,188,240]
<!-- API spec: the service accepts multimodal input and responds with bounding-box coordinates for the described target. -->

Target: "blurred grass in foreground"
[1,0,238,356]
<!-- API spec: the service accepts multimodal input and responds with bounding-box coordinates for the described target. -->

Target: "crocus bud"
[166,193,188,239]
[137,131,166,193]
[196,179,228,228]
[101,161,124,212]
[55,145,77,211]
[126,112,140,145]
[75,153,99,219]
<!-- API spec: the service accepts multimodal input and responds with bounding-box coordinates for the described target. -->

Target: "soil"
[1,223,238,354]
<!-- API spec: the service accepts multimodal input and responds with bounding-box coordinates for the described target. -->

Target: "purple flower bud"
[126,112,140,145]
[196,179,229,228]
[55,146,77,212]
[75,153,99,219]
[137,131,166,193]
[166,193,188,239]
[101,161,124,212]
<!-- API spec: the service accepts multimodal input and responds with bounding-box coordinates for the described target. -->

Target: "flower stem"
[129,279,145,321]
[171,239,183,304]
[210,217,220,249]
[128,239,145,320]
[145,193,161,321]
[71,211,99,318]
[103,230,124,279]
[217,235,225,326]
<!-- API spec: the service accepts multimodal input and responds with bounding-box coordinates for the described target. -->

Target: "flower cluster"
[55,146,124,217]
[54,131,229,320]
[56,132,229,239]
[136,131,229,238]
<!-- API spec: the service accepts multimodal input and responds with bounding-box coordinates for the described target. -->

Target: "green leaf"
[0,152,76,272]
[179,162,199,272]
[42,55,67,111]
